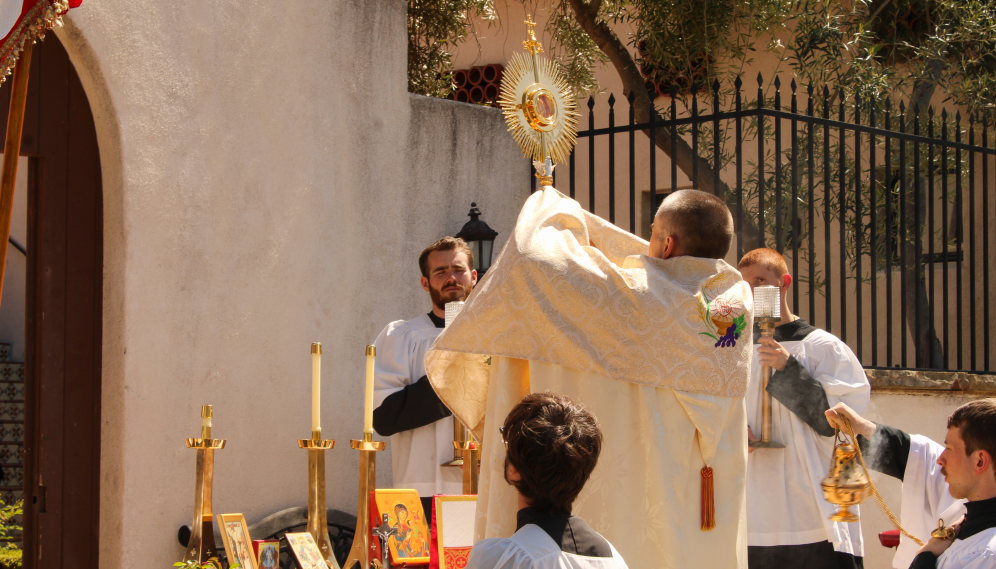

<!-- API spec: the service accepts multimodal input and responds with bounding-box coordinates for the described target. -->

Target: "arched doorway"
[0,33,102,568]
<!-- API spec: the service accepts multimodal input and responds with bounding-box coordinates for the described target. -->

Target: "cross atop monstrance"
[522,15,544,54]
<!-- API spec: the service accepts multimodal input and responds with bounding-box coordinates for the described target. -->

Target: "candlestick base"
[182,441,226,564]
[344,436,385,569]
[748,440,786,449]
[301,441,341,569]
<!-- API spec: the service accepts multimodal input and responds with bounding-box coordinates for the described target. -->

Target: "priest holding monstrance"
[425,18,752,568]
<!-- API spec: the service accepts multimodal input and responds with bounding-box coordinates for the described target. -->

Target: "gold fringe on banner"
[0,1,71,85]
[701,466,715,530]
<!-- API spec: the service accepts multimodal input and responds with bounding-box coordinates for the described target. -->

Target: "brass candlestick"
[182,405,226,564]
[458,432,480,495]
[298,430,339,569]
[442,419,467,467]
[344,432,386,569]
[749,285,785,450]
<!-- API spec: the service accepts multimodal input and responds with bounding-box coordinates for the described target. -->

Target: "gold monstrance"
[499,15,579,185]
[183,405,226,564]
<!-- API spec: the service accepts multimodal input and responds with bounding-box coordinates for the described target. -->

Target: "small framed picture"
[252,539,280,569]
[285,532,329,569]
[218,513,258,569]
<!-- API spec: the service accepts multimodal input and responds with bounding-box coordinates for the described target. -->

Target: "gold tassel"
[701,466,715,530]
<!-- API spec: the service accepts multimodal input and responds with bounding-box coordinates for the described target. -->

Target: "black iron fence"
[538,76,996,373]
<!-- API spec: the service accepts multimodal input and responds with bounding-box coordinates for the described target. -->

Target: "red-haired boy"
[739,248,871,569]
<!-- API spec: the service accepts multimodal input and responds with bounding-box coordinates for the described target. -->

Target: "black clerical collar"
[427,311,445,328]
[753,317,817,344]
[515,507,612,558]
[960,495,996,540]
[516,507,571,530]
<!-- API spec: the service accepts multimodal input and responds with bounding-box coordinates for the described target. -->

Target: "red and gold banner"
[0,0,82,82]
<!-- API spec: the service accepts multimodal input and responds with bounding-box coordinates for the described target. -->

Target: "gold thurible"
[821,433,869,522]
[183,405,226,565]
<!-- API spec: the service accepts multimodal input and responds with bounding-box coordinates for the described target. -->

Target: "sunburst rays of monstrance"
[499,16,579,181]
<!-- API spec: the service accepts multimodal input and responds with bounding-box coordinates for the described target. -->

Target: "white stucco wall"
[45,2,528,567]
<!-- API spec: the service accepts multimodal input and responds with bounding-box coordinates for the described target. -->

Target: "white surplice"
[896,434,968,569]
[426,187,753,568]
[746,325,870,556]
[935,528,996,569]
[373,314,462,497]
[467,524,629,569]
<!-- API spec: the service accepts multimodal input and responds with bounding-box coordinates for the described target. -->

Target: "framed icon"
[217,513,257,569]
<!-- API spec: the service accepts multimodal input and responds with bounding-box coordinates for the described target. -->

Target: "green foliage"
[623,0,791,92]
[0,500,22,569]
[173,558,237,569]
[786,0,996,122]
[407,0,495,98]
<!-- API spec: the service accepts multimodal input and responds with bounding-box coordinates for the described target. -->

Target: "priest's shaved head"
[649,189,734,260]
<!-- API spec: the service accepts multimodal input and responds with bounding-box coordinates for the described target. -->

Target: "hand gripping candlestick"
[748,285,785,449]
[344,345,386,569]
[182,405,226,564]
[298,343,341,569]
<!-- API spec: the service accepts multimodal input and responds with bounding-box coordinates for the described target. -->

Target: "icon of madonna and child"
[388,503,429,560]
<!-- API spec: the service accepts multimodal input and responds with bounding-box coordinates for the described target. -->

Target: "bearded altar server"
[826,400,996,569]
[372,237,477,514]
[426,187,753,568]
[738,248,870,569]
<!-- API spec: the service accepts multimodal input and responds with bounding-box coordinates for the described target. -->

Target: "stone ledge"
[868,369,996,394]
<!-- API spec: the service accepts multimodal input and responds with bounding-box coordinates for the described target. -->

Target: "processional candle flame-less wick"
[201,404,212,439]
[749,285,785,450]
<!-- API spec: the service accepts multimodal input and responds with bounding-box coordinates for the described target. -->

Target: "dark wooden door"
[0,34,103,569]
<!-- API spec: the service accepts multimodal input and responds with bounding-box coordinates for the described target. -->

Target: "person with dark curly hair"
[466,392,628,569]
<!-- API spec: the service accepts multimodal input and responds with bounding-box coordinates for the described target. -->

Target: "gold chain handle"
[837,415,925,547]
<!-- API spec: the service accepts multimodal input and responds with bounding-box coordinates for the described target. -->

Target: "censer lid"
[821,444,869,488]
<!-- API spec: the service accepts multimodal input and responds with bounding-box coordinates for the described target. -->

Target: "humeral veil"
[426,187,754,568]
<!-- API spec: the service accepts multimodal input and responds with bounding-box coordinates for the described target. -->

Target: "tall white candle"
[312,343,321,434]
[364,345,376,434]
